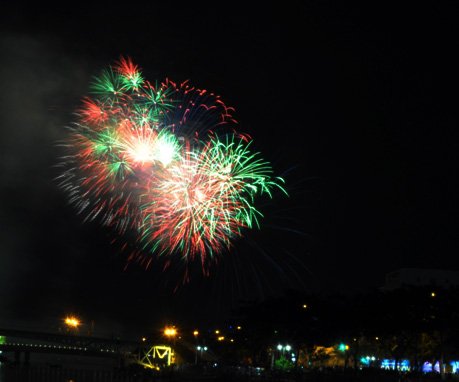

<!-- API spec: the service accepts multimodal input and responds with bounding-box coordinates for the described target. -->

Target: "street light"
[164,327,177,337]
[273,344,294,369]
[195,345,208,365]
[64,315,81,331]
[277,344,291,354]
[164,326,178,348]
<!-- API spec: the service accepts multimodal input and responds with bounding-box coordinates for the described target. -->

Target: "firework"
[59,57,286,276]
[139,136,286,270]
[58,57,236,230]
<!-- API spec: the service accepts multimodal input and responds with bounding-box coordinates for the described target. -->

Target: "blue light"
[381,359,395,370]
[361,357,370,366]
[434,361,440,373]
[380,359,409,371]
[422,362,432,373]
[451,361,459,374]
[399,360,410,372]
[448,361,459,373]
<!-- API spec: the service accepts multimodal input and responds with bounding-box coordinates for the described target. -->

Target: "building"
[382,268,459,291]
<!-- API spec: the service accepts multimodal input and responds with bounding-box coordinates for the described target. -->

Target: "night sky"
[1,3,458,337]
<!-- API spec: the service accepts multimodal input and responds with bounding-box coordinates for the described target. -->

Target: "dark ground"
[0,365,454,382]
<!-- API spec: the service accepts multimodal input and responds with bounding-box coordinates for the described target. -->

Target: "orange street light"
[164,327,177,337]
[64,316,81,330]
[193,330,199,337]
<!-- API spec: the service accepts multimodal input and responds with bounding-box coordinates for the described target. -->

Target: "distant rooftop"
[382,268,459,291]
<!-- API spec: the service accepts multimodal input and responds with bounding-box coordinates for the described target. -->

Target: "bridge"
[0,328,174,370]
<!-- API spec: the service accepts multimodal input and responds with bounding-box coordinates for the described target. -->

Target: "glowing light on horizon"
[164,327,177,337]
[64,316,81,329]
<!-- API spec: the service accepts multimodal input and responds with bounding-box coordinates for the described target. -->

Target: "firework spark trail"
[59,57,235,231]
[159,78,238,137]
[139,137,286,269]
[58,57,286,277]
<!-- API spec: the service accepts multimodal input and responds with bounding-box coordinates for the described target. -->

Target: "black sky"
[0,2,458,336]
